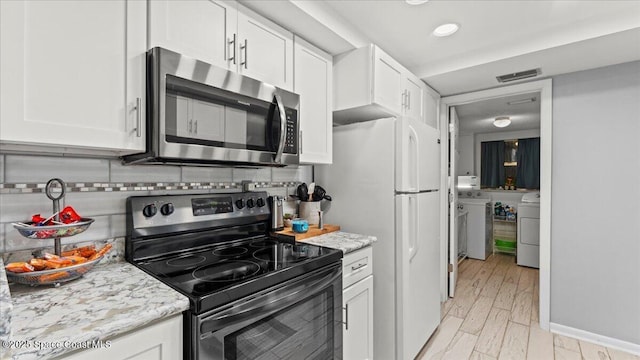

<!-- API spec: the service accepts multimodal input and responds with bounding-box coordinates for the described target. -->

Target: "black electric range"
[125,191,343,314]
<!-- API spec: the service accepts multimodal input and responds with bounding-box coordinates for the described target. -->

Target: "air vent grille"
[496,68,541,83]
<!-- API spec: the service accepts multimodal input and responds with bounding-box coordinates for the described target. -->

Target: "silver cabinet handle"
[401,90,407,109]
[240,39,248,69]
[194,120,198,134]
[228,33,236,64]
[351,262,367,271]
[188,119,193,134]
[343,304,349,330]
[134,97,141,137]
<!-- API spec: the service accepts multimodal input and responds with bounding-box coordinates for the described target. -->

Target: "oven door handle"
[200,265,341,334]
[273,93,287,164]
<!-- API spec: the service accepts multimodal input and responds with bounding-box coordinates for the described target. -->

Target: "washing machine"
[517,192,540,268]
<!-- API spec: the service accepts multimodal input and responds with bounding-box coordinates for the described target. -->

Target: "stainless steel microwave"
[123,47,299,167]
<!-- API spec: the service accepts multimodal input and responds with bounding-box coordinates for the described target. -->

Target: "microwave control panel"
[284,109,298,154]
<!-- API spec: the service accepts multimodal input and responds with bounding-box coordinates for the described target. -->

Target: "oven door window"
[225,292,332,360]
[164,75,282,153]
[197,266,342,360]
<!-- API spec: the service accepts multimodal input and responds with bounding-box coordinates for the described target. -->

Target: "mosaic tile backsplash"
[0,154,312,253]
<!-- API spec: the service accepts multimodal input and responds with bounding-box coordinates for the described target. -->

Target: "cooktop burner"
[166,255,207,267]
[192,260,260,282]
[212,246,248,257]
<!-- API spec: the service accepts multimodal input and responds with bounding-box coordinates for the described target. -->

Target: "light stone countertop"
[0,258,12,345]
[297,231,376,254]
[1,261,189,360]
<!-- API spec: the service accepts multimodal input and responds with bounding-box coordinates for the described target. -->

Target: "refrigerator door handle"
[409,194,419,261]
[408,124,419,192]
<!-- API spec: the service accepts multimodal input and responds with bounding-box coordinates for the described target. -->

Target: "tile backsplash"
[0,154,312,253]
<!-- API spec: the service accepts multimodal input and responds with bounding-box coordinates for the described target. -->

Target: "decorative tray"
[12,218,95,239]
[5,256,104,285]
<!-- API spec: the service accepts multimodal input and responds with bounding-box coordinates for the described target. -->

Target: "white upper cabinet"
[148,0,236,70]
[333,44,435,126]
[373,48,404,116]
[402,73,426,122]
[236,5,294,91]
[0,0,146,155]
[423,85,441,130]
[294,36,332,164]
[148,1,293,91]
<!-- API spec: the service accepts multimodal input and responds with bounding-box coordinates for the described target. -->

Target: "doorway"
[439,79,552,330]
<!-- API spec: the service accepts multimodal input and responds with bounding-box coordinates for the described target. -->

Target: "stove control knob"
[235,199,245,209]
[160,203,174,216]
[256,198,265,207]
[142,204,157,218]
[247,198,255,208]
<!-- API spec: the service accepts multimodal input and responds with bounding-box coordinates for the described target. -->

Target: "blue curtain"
[481,141,505,188]
[516,137,540,189]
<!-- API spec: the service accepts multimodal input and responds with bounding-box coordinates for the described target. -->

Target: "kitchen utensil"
[312,185,332,202]
[296,183,309,201]
[307,183,315,201]
[291,219,309,233]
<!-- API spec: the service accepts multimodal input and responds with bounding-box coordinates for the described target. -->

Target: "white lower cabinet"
[58,315,183,360]
[342,247,374,360]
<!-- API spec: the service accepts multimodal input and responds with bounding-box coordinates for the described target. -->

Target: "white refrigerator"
[316,117,441,360]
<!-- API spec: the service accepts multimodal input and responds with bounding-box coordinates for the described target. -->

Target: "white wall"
[551,61,640,345]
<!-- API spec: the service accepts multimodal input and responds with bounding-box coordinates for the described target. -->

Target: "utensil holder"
[299,201,321,225]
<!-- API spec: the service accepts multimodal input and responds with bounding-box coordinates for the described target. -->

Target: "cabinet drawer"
[343,246,373,288]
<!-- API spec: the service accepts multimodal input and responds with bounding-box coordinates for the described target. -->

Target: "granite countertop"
[1,261,189,360]
[298,231,376,254]
[0,258,12,345]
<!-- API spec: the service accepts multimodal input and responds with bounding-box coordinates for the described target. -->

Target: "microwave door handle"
[273,93,287,164]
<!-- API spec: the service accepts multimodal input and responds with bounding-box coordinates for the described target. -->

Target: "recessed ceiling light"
[433,23,459,37]
[493,116,511,128]
[406,0,429,5]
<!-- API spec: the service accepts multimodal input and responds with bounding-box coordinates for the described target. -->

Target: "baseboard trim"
[549,322,640,356]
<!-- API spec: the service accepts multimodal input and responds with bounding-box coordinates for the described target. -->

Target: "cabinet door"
[343,275,374,360]
[148,0,236,70]
[237,6,294,91]
[373,48,403,115]
[423,85,440,129]
[59,315,182,360]
[294,36,332,164]
[403,74,425,121]
[0,0,146,154]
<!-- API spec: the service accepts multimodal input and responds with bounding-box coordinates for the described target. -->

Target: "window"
[481,138,539,189]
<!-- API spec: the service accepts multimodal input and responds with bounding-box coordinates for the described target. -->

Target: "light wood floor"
[417,254,640,360]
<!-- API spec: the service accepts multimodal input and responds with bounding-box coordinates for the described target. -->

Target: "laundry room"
[451,92,541,267]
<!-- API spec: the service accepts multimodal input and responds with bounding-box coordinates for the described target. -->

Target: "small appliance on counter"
[457,175,480,190]
[268,195,284,231]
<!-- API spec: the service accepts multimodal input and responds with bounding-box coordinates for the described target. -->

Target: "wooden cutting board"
[271,224,340,241]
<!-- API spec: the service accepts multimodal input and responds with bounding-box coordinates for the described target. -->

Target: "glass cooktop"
[136,237,342,313]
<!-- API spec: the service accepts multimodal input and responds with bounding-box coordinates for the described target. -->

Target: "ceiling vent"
[496,68,541,83]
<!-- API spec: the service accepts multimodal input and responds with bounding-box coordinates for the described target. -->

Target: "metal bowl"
[12,218,94,239]
[5,256,103,286]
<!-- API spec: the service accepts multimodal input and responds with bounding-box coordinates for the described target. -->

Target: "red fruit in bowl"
[32,214,47,224]
[60,206,82,224]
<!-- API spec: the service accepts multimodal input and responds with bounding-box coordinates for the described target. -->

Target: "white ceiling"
[455,92,540,136]
[240,0,640,96]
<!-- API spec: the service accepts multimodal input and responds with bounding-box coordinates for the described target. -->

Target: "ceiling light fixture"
[405,0,429,4]
[433,23,459,37]
[493,116,511,128]
[507,97,536,105]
